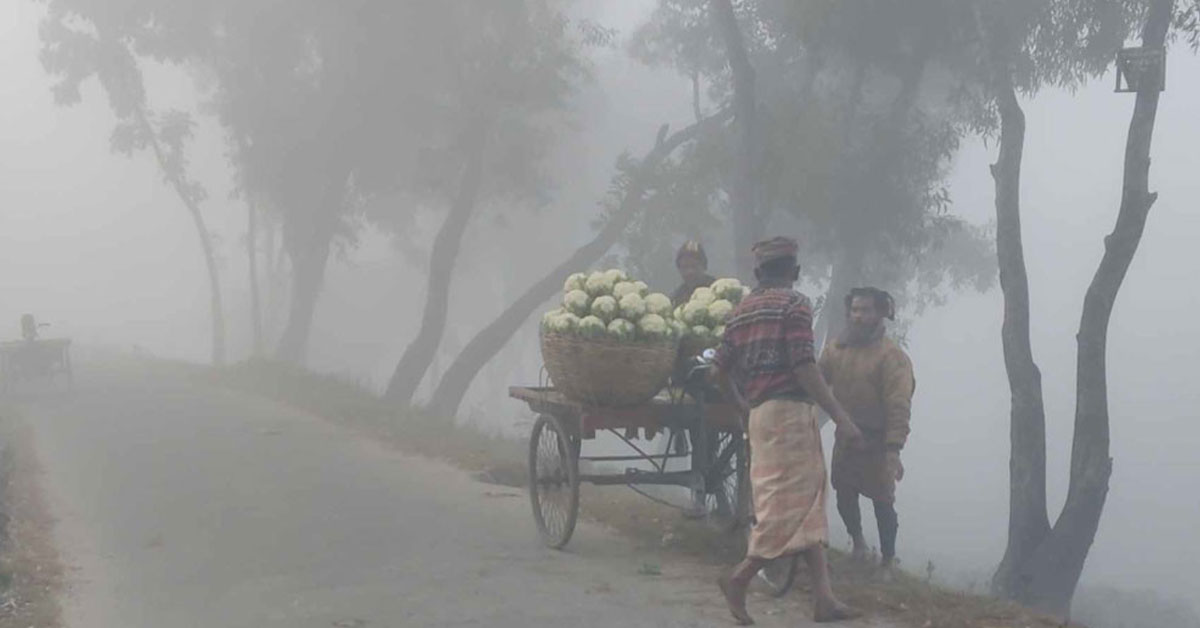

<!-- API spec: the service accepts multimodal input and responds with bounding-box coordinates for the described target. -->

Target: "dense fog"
[1,0,1197,625]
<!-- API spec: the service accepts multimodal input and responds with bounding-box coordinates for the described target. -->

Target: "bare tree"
[983,0,1177,614]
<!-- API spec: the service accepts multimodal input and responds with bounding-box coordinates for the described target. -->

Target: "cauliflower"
[590,295,619,322]
[563,272,588,294]
[607,318,636,341]
[638,314,670,340]
[712,324,726,339]
[670,319,690,339]
[604,268,629,284]
[711,278,744,303]
[690,287,716,306]
[578,315,607,339]
[742,286,751,300]
[644,293,672,317]
[707,299,734,324]
[547,313,579,334]
[542,308,565,329]
[618,293,647,321]
[585,271,617,297]
[563,290,591,318]
[633,281,650,297]
[612,281,639,300]
[710,277,737,295]
[691,325,713,342]
[682,301,709,327]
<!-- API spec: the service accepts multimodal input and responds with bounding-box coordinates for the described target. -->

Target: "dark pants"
[836,489,898,560]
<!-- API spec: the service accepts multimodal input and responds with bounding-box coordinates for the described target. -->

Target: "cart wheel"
[704,432,748,532]
[528,414,579,549]
[742,515,799,597]
[759,554,799,597]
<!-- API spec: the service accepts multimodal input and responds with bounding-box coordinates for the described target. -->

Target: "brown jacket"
[818,333,915,450]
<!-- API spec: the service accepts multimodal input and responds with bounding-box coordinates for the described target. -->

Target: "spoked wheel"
[528,414,579,549]
[759,554,799,597]
[742,515,800,597]
[702,431,749,532]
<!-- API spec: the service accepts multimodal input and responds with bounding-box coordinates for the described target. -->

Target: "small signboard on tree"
[1115,46,1166,93]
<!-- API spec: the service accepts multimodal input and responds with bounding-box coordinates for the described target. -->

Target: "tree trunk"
[815,247,860,349]
[987,0,1174,614]
[986,47,1052,602]
[427,111,732,417]
[712,0,762,279]
[136,110,226,366]
[814,61,868,349]
[264,216,288,342]
[190,202,227,367]
[383,123,488,406]
[1021,0,1173,615]
[274,175,345,365]
[274,223,334,365]
[247,200,264,356]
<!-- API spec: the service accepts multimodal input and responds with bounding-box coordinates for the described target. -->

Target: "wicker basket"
[541,332,678,406]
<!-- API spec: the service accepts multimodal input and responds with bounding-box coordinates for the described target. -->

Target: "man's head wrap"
[675,240,708,268]
[751,236,799,269]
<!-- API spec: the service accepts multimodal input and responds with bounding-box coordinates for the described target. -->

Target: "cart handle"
[685,348,717,383]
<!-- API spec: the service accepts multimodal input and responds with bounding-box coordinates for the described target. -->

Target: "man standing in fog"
[820,287,915,571]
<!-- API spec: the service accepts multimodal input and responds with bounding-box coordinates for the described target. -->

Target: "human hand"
[835,417,863,448]
[888,451,904,482]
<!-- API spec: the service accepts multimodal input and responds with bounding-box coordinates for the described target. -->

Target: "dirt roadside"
[201,359,1075,628]
[0,413,63,628]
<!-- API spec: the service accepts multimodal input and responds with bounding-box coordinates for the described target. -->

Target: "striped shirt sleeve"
[784,297,816,365]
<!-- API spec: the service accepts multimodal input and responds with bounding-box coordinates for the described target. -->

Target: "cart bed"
[509,386,742,437]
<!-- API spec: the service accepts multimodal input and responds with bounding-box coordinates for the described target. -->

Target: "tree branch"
[427,109,732,416]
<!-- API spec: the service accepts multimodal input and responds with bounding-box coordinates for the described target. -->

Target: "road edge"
[0,411,64,628]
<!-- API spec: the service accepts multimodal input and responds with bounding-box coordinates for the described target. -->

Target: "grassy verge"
[201,358,1074,628]
[0,416,63,628]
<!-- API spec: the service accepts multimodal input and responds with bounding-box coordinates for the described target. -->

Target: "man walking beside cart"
[713,236,863,624]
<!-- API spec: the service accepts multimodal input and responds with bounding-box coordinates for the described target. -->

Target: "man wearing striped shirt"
[714,236,863,624]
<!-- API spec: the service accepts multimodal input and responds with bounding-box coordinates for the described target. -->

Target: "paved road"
[14,362,891,627]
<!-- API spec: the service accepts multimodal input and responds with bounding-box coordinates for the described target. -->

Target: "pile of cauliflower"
[541,269,749,346]
[673,278,750,347]
[542,269,684,342]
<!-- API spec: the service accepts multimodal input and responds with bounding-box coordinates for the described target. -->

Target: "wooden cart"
[510,380,750,548]
[510,358,799,596]
[0,338,72,392]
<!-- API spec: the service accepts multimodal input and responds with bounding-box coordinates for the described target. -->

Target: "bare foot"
[850,537,868,562]
[717,574,755,626]
[814,597,862,623]
[877,557,897,582]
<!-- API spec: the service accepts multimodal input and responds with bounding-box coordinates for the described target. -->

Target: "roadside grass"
[201,358,1075,628]
[0,416,63,628]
